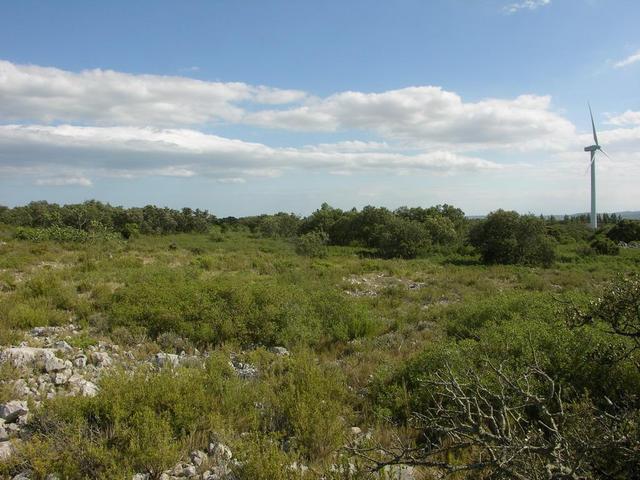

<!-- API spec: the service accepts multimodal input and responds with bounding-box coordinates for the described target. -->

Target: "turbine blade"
[599,149,611,160]
[589,103,599,146]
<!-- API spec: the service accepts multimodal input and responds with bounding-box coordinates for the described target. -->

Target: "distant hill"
[616,211,640,220]
[466,211,640,220]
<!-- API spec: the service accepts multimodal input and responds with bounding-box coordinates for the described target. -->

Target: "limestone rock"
[2,347,56,370]
[270,346,290,356]
[89,352,112,368]
[44,356,67,373]
[208,441,233,463]
[0,441,13,461]
[154,352,180,368]
[0,401,28,423]
[190,449,208,467]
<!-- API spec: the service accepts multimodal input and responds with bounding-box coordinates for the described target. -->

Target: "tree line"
[2,200,639,265]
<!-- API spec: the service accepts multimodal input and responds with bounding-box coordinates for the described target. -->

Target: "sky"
[0,0,639,217]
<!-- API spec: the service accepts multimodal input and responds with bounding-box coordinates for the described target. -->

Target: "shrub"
[590,236,620,255]
[295,230,329,258]
[469,210,556,266]
[606,219,640,243]
[371,216,430,259]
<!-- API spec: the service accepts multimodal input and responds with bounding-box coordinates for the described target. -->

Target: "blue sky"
[0,0,639,216]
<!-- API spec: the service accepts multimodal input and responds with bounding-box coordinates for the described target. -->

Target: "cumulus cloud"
[607,110,640,126]
[245,88,575,150]
[0,124,502,181]
[613,49,640,69]
[0,60,306,126]
[503,0,551,14]
[35,176,93,187]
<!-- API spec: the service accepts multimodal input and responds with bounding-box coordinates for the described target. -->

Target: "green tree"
[469,210,556,266]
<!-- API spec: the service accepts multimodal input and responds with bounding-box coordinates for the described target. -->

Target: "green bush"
[295,230,329,258]
[371,216,430,259]
[469,210,556,266]
[590,236,620,255]
[606,219,640,243]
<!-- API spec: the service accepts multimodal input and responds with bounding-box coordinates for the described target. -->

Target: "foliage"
[295,230,329,258]
[469,210,557,266]
[590,236,620,255]
[370,216,430,259]
[607,219,640,243]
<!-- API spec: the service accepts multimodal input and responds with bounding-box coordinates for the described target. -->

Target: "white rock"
[68,375,99,397]
[208,442,233,463]
[44,356,67,373]
[270,346,290,356]
[132,474,149,480]
[51,369,72,386]
[0,401,28,423]
[13,379,31,398]
[54,340,73,352]
[182,465,197,477]
[190,449,208,467]
[73,355,87,368]
[11,472,31,480]
[2,347,56,369]
[89,352,112,368]
[350,426,362,435]
[154,352,180,368]
[0,425,8,441]
[0,441,13,460]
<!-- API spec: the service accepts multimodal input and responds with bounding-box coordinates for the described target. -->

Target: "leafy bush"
[590,236,620,255]
[606,219,640,243]
[371,216,430,259]
[469,210,556,266]
[295,230,329,258]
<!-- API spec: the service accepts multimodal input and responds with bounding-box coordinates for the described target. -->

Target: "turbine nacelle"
[584,145,600,152]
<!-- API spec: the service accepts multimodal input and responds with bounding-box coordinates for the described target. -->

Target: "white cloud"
[0,60,306,126]
[245,88,575,150]
[217,177,246,184]
[614,49,640,69]
[607,110,640,126]
[35,176,93,187]
[504,0,551,14]
[0,124,502,180]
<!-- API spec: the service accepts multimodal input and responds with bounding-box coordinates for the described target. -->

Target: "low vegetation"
[0,202,638,479]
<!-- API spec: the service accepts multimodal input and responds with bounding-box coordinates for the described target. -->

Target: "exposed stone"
[182,465,197,477]
[270,346,290,356]
[2,347,56,370]
[132,474,149,480]
[350,426,362,436]
[89,352,112,368]
[68,375,99,397]
[73,354,87,368]
[229,359,258,379]
[0,425,8,442]
[0,401,28,423]
[190,449,208,467]
[11,472,32,480]
[208,441,233,463]
[382,465,416,480]
[54,340,73,352]
[0,441,13,460]
[44,356,67,373]
[51,369,72,386]
[154,352,180,368]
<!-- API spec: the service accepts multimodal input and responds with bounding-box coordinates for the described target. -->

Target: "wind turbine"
[583,104,609,230]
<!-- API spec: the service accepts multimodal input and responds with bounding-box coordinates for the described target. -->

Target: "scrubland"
[0,211,638,479]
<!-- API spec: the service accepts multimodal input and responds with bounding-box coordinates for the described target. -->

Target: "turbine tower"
[583,105,608,230]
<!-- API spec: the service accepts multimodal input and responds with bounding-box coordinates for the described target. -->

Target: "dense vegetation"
[0,202,639,478]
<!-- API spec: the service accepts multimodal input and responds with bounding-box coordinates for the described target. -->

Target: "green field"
[0,220,638,479]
